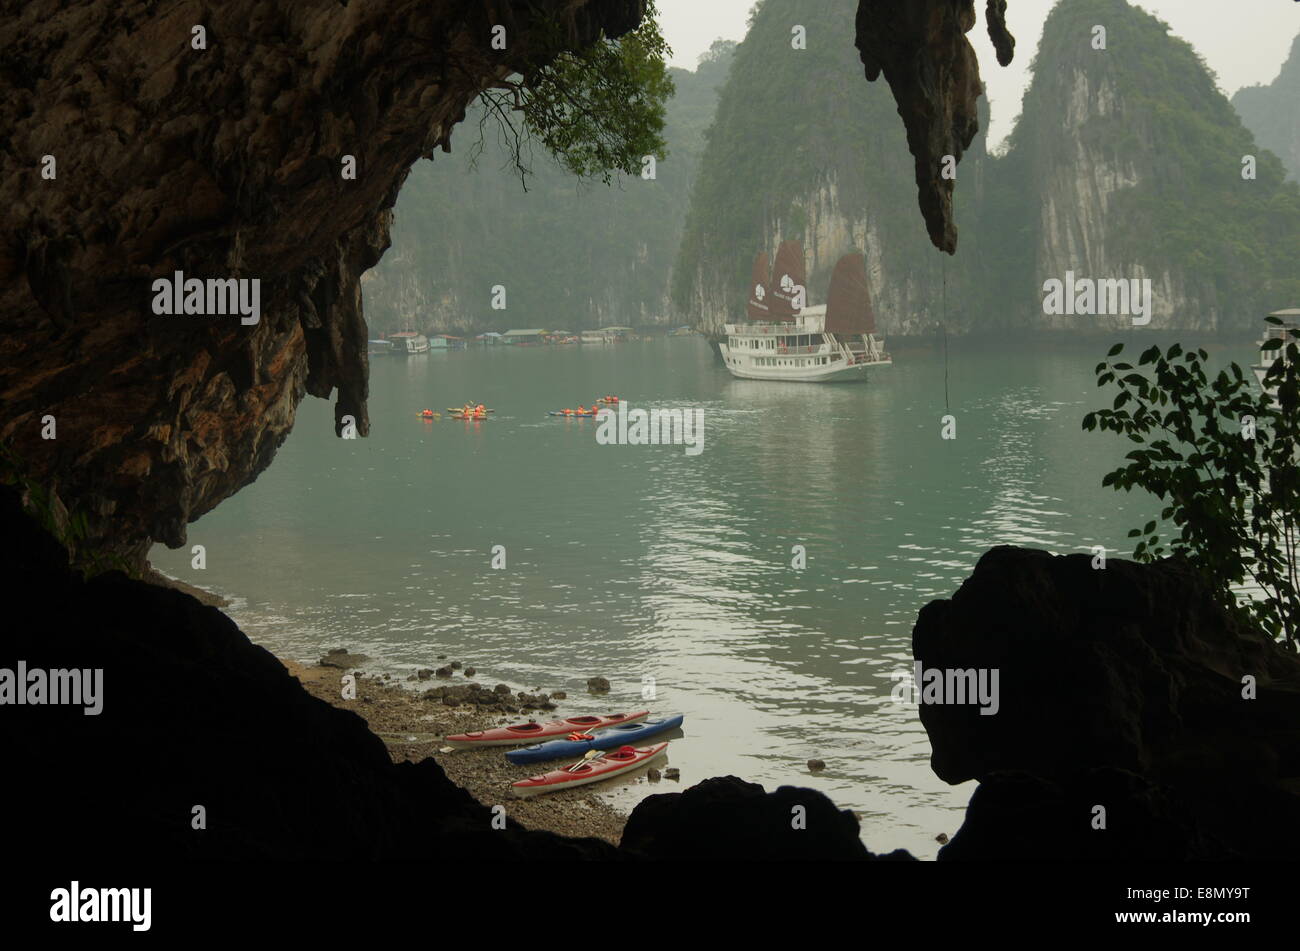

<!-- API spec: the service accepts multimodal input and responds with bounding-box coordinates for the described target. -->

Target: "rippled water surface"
[151,335,1257,856]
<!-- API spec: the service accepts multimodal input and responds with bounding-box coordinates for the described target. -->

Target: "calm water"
[151,334,1257,857]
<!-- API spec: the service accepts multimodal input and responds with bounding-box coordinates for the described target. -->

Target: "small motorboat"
[511,743,668,797]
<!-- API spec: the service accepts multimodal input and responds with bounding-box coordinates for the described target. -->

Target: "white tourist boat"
[720,241,891,382]
[1252,307,1298,408]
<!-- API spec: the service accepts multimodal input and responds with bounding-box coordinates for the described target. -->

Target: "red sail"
[745,251,770,320]
[824,253,876,335]
[767,240,806,320]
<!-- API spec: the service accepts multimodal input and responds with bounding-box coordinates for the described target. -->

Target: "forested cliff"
[1233,34,1300,182]
[363,0,1299,342]
[362,43,735,335]
[670,0,996,339]
[672,0,1300,338]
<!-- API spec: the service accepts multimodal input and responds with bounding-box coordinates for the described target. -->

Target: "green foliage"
[479,1,673,184]
[1017,0,1300,328]
[376,0,1300,336]
[1083,328,1300,648]
[367,36,734,334]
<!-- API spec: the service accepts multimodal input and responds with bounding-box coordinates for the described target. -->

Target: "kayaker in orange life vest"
[475,403,485,414]
[577,404,586,415]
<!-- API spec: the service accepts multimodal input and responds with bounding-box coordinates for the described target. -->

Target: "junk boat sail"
[1253,307,1299,409]
[720,240,891,382]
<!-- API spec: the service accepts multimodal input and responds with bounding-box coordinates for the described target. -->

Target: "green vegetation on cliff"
[371,0,1299,338]
[1013,0,1300,327]
[672,0,1300,334]
[670,0,992,330]
[1233,34,1300,182]
[364,39,734,334]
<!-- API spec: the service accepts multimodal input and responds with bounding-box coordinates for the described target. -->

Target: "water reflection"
[151,336,1259,857]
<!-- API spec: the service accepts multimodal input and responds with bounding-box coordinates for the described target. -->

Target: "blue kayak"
[506,715,685,765]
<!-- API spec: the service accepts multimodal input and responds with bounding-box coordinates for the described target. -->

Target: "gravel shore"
[280,657,634,844]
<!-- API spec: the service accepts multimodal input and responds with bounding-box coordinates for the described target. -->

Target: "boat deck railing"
[727,322,808,335]
[735,343,892,362]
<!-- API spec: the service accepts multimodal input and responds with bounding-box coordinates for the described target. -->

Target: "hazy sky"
[657,0,1300,150]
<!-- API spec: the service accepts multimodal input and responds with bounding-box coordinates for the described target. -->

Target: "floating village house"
[501,328,546,346]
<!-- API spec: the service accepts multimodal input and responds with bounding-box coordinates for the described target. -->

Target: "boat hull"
[444,711,650,749]
[511,743,669,797]
[719,344,887,382]
[506,715,685,764]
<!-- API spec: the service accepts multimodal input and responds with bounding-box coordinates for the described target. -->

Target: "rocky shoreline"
[281,654,645,843]
[141,564,230,608]
[121,542,1300,861]
[9,473,1296,863]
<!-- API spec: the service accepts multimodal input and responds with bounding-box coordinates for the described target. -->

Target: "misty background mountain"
[1232,33,1300,182]
[361,40,735,335]
[364,0,1300,339]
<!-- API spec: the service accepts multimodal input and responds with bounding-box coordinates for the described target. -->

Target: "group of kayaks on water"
[443,710,685,797]
[549,395,620,417]
[416,403,493,420]
[417,395,621,422]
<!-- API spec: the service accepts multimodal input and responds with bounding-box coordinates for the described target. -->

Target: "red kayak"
[443,711,649,749]
[511,743,668,797]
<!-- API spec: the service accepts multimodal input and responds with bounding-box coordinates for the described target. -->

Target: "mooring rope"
[942,256,950,412]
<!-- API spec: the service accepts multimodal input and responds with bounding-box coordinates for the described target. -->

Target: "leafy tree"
[366,29,732,336]
[698,38,738,68]
[1083,321,1300,649]
[476,1,673,184]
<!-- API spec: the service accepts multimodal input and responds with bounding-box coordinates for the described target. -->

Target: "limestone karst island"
[2,0,1297,937]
